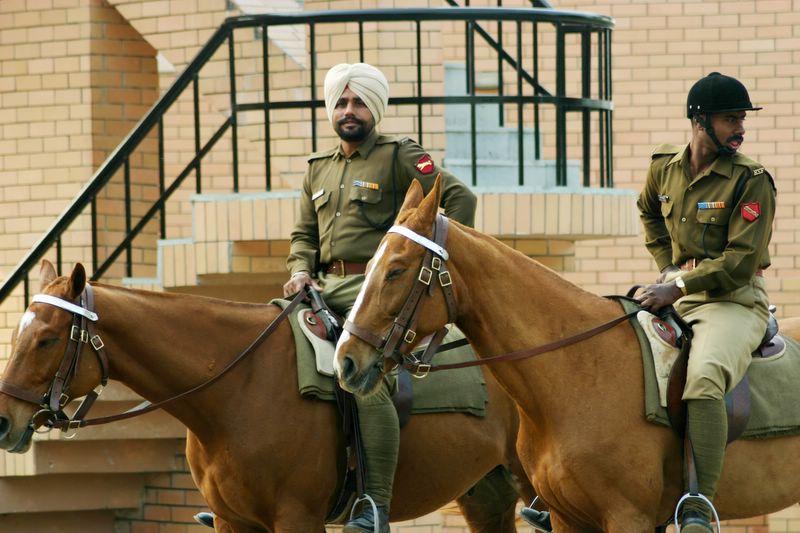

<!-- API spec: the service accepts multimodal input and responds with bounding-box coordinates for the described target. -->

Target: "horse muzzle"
[337,352,385,397]
[0,415,34,454]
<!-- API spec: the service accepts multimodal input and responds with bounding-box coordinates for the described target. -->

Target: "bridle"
[343,214,458,374]
[0,285,306,449]
[343,214,641,376]
[0,284,109,450]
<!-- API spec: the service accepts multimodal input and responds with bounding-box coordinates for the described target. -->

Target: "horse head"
[0,260,105,453]
[335,176,458,396]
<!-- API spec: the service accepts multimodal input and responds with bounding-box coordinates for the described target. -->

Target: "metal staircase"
[0,6,615,309]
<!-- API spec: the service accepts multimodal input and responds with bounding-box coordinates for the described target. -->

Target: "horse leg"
[455,465,520,533]
[270,512,326,533]
[212,517,266,533]
[548,512,596,533]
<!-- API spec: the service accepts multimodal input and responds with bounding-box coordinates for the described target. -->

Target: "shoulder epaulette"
[731,153,776,192]
[731,152,765,174]
[651,144,681,159]
[376,134,412,146]
[307,147,337,162]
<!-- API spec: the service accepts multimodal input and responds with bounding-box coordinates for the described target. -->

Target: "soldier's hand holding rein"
[283,271,322,298]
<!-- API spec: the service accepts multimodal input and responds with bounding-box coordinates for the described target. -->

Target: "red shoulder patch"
[415,154,435,175]
[741,202,761,222]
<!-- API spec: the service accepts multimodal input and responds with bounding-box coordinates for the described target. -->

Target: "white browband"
[387,225,449,261]
[31,294,99,322]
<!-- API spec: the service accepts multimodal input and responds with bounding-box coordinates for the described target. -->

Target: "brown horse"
[0,260,536,533]
[335,177,800,532]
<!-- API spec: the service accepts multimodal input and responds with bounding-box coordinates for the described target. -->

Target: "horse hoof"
[193,511,215,528]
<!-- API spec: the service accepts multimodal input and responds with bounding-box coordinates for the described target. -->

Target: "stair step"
[0,510,118,533]
[444,158,581,189]
[0,472,145,513]
[23,437,184,476]
[445,129,538,160]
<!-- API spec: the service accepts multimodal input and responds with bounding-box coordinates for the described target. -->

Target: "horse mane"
[453,222,616,308]
[88,281,273,311]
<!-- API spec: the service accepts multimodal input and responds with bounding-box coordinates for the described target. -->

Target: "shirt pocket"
[660,200,674,232]
[695,208,730,255]
[695,208,729,226]
[350,186,382,205]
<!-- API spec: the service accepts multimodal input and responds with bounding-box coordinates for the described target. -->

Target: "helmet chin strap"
[699,115,735,156]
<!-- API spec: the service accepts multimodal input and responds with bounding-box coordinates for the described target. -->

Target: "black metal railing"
[0,7,614,309]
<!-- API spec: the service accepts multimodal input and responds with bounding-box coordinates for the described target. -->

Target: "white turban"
[324,63,390,125]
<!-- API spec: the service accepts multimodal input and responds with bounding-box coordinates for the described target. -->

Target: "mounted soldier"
[636,72,776,533]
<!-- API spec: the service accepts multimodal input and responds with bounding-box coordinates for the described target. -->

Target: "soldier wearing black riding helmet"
[636,73,776,533]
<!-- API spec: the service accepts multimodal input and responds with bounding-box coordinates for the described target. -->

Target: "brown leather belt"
[324,260,368,277]
[680,258,763,277]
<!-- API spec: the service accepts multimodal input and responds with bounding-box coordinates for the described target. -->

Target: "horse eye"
[385,268,406,281]
[37,338,59,350]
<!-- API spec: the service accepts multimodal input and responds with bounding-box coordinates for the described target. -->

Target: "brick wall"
[2,1,800,531]
[0,0,159,359]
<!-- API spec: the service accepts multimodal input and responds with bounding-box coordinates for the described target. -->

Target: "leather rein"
[344,215,639,376]
[0,287,305,442]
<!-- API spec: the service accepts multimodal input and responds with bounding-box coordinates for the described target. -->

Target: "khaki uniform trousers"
[670,274,770,400]
[318,271,399,508]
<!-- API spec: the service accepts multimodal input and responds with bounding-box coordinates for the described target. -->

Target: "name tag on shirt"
[311,189,325,201]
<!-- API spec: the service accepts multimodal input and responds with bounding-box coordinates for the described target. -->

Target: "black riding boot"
[520,506,553,532]
[193,511,214,528]
[678,398,727,533]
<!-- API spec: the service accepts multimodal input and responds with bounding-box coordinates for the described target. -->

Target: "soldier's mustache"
[338,116,364,126]
[726,135,744,143]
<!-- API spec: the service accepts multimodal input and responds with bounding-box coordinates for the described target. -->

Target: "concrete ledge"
[156,188,640,287]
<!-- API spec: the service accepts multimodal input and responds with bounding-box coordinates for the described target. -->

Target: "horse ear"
[40,260,58,291]
[67,264,87,299]
[416,174,443,226]
[399,179,425,214]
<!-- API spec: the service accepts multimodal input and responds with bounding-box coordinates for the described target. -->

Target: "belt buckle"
[336,259,346,276]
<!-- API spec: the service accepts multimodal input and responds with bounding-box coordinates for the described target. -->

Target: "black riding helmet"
[686,72,762,155]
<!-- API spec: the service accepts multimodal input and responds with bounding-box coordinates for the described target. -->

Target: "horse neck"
[448,226,629,403]
[91,284,276,430]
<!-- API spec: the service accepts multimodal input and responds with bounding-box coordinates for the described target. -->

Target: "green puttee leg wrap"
[682,398,727,519]
[355,380,399,507]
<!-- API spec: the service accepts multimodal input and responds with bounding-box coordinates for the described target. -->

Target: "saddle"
[636,299,783,443]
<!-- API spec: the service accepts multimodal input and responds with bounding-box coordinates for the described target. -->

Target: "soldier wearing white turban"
[194,62,476,533]
[324,62,390,126]
[285,63,476,533]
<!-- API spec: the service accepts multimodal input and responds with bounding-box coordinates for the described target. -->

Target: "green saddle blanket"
[272,299,487,417]
[619,298,800,439]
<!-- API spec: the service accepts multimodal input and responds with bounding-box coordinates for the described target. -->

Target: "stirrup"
[674,492,721,533]
[346,494,383,533]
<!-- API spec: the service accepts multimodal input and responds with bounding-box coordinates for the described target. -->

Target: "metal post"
[262,24,272,190]
[228,32,239,192]
[556,24,566,187]
[581,28,591,187]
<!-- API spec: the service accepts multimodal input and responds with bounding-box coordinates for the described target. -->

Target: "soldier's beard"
[335,116,375,143]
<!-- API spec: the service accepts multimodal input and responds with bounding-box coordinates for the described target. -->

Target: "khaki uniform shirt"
[287,129,477,275]
[637,144,776,296]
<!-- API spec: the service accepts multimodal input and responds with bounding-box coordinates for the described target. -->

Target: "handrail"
[0,7,614,308]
